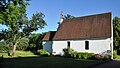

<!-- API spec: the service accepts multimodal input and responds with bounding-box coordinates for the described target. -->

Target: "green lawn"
[116,55,120,59]
[0,51,106,68]
[1,56,104,68]
[0,50,38,58]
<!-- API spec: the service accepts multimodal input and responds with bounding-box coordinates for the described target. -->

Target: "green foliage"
[87,53,95,59]
[28,33,46,51]
[0,0,47,56]
[63,48,95,59]
[0,50,36,58]
[71,52,77,58]
[63,48,74,57]
[23,12,47,36]
[14,51,35,57]
[113,50,117,59]
[38,49,50,56]
[16,38,29,50]
[0,41,9,52]
[58,14,75,24]
[64,14,75,19]
[113,16,120,50]
[72,52,95,59]
[81,52,88,59]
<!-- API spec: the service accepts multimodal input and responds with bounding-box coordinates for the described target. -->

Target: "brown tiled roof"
[42,31,56,41]
[53,12,112,40]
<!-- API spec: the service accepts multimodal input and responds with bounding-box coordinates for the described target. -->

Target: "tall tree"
[113,16,120,50]
[58,14,75,25]
[28,33,46,51]
[64,14,75,19]
[0,0,47,56]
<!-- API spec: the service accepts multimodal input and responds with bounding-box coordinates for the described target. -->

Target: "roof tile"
[53,12,112,40]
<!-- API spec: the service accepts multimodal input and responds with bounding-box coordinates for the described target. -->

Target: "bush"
[71,52,77,58]
[76,53,82,59]
[87,53,95,59]
[113,50,117,59]
[38,49,50,56]
[63,48,95,60]
[63,48,74,58]
[94,54,111,60]
[76,52,95,59]
[81,52,88,59]
[63,48,95,59]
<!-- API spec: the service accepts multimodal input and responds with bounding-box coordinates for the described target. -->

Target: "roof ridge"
[63,12,112,22]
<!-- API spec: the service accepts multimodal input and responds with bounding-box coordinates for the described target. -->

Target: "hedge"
[63,48,111,60]
[38,49,50,56]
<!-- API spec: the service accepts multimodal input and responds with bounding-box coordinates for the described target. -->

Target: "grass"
[0,50,38,58]
[116,55,120,59]
[1,56,104,68]
[0,51,106,68]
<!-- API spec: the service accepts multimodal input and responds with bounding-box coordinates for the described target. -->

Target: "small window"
[85,41,89,50]
[67,41,70,48]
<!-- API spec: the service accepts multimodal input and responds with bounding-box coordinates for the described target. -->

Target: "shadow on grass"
[1,56,107,68]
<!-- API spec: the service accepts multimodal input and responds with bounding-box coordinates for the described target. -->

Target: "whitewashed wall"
[52,38,112,56]
[52,41,67,55]
[43,41,52,54]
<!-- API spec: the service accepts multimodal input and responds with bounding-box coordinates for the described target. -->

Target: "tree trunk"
[12,40,18,56]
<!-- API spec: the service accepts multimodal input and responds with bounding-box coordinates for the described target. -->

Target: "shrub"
[76,53,81,59]
[63,48,95,60]
[70,52,95,59]
[76,52,95,59]
[81,52,88,59]
[38,49,50,56]
[71,52,77,58]
[113,50,117,59]
[63,48,74,58]
[87,53,95,59]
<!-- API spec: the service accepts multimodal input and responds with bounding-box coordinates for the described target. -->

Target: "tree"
[64,14,75,19]
[16,37,29,50]
[28,32,46,51]
[113,16,120,50]
[0,41,9,52]
[0,0,47,56]
[58,14,75,24]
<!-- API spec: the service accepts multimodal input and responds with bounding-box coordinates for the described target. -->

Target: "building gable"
[42,31,56,41]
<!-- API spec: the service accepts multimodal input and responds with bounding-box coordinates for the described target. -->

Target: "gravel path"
[92,59,120,68]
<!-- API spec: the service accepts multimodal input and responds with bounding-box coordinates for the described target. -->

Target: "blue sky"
[26,0,120,33]
[1,0,120,33]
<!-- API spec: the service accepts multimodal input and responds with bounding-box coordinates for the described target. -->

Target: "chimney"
[60,11,64,24]
[57,11,64,30]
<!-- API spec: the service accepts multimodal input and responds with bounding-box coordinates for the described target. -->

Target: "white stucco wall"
[52,38,112,56]
[52,41,67,55]
[43,41,52,54]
